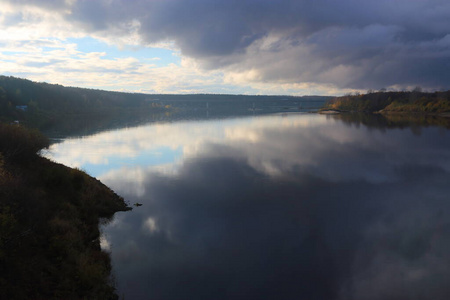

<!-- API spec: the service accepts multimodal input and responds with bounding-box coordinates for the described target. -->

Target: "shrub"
[0,123,49,162]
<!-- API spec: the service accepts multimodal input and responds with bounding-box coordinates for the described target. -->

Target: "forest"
[0,75,175,134]
[0,75,329,135]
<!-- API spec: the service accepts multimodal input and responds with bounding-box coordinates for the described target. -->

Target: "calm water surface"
[45,113,450,300]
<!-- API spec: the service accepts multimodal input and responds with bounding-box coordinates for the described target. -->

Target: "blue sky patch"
[66,37,180,66]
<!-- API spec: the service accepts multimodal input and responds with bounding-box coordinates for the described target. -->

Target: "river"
[45,112,450,300]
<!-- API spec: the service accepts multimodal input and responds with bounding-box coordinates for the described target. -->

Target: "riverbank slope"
[321,90,450,115]
[0,123,130,299]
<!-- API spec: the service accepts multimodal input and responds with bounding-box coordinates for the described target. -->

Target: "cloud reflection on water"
[48,114,450,299]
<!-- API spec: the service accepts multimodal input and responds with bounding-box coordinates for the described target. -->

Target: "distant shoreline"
[320,90,450,116]
[319,109,450,118]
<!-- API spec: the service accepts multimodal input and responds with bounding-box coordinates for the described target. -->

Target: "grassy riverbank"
[322,90,450,115]
[0,123,130,299]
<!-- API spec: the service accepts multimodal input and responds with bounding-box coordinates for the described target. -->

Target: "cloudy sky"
[1,0,449,95]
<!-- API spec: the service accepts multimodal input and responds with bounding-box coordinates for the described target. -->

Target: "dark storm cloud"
[8,0,450,89]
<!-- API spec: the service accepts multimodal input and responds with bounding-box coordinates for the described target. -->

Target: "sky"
[1,0,449,96]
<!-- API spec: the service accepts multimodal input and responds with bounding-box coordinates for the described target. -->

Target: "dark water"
[46,113,450,300]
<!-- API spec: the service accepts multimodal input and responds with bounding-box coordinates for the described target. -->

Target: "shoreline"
[1,123,131,299]
[319,109,450,118]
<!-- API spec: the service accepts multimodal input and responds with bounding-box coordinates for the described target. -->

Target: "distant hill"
[0,75,172,130]
[0,75,332,135]
[322,90,450,115]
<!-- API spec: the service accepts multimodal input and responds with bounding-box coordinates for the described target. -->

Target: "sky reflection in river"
[46,114,450,300]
